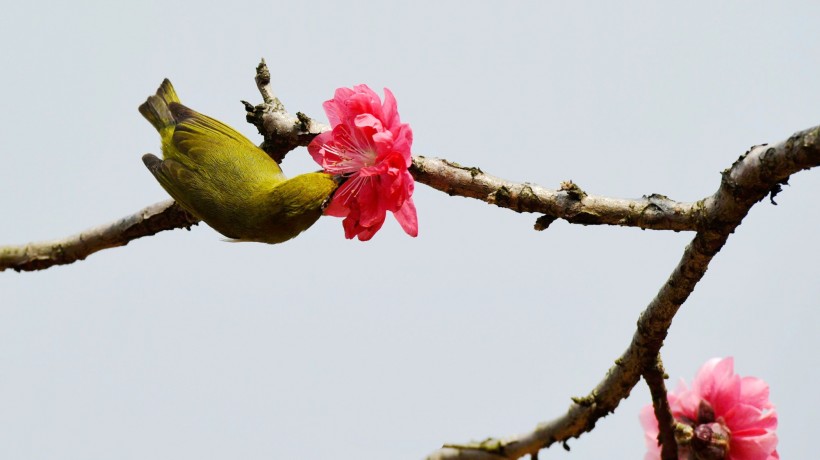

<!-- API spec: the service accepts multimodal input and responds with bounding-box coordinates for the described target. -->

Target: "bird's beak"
[331,174,348,186]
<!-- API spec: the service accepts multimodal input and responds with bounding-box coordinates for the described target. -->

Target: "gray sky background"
[1,2,817,459]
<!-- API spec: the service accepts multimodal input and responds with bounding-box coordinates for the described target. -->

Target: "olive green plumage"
[139,79,338,244]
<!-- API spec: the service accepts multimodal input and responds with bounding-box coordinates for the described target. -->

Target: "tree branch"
[0,200,197,272]
[425,130,820,459]
[1,60,816,287]
[643,355,678,460]
[0,59,719,272]
[242,58,327,164]
[0,155,699,272]
[410,156,698,231]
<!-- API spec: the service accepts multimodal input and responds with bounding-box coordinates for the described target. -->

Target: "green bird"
[139,79,339,244]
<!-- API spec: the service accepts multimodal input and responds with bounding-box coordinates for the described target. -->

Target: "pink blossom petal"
[353,224,381,241]
[354,113,384,132]
[325,179,359,217]
[375,156,412,206]
[729,405,778,433]
[392,124,414,165]
[324,194,350,218]
[692,357,729,394]
[740,376,773,410]
[356,181,386,227]
[341,214,361,240]
[347,86,383,120]
[729,431,778,460]
[381,88,399,128]
[672,387,701,420]
[394,197,418,237]
[372,130,395,150]
[638,404,661,449]
[351,113,383,150]
[695,357,741,417]
[344,211,384,241]
[308,131,335,166]
[643,452,661,460]
[325,87,355,126]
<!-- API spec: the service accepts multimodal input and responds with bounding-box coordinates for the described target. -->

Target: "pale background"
[1,2,817,459]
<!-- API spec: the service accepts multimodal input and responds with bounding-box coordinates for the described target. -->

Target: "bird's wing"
[167,102,286,187]
[141,153,211,217]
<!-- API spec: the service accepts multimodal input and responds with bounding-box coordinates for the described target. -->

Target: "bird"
[139,79,339,244]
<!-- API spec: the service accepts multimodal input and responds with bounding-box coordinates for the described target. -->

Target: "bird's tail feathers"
[139,79,181,132]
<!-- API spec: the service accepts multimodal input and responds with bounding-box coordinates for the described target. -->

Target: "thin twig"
[243,59,327,163]
[643,355,678,460]
[253,58,278,107]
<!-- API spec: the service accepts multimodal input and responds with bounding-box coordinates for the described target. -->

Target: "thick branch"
[426,129,820,459]
[411,156,698,231]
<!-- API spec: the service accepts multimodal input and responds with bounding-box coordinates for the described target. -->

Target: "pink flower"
[309,84,417,241]
[640,357,778,460]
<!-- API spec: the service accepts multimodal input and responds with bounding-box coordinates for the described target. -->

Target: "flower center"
[322,131,377,174]
[673,401,731,460]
